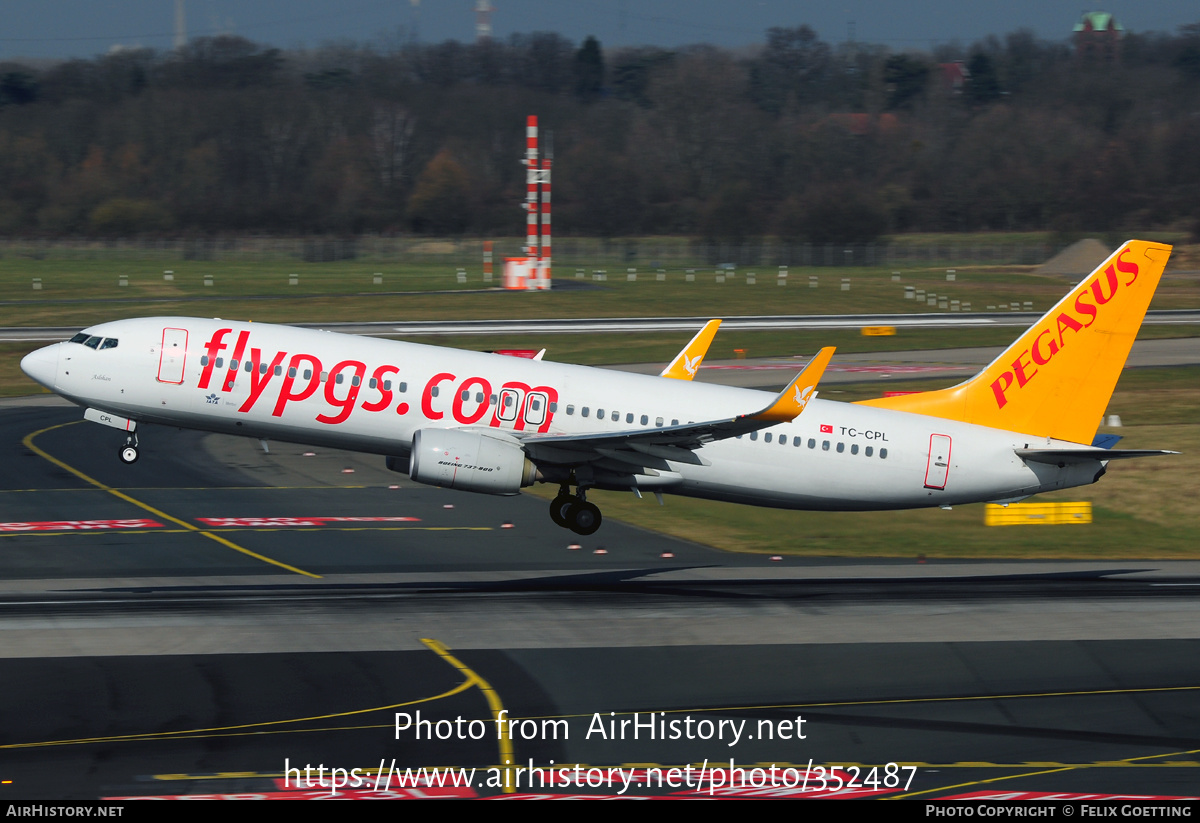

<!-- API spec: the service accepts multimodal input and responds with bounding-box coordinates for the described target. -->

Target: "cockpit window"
[83,336,102,349]
[69,332,90,344]
[99,338,118,350]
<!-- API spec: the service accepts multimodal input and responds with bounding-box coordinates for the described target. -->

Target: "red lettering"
[1116,247,1139,285]
[239,348,287,413]
[452,376,493,425]
[1073,292,1098,328]
[221,330,251,392]
[990,371,1015,410]
[1055,311,1084,348]
[1089,264,1119,305]
[271,354,321,417]
[1031,329,1059,366]
[317,360,367,425]
[1012,348,1037,388]
[198,328,231,389]
[421,372,456,420]
[360,365,400,413]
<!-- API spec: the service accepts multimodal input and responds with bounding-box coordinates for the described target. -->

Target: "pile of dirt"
[1036,238,1112,278]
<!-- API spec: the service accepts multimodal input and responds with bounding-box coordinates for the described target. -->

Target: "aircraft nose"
[20,344,59,389]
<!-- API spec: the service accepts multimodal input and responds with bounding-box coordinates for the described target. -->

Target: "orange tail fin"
[857,240,1172,444]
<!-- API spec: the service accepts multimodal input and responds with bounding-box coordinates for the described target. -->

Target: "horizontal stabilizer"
[1016,448,1178,466]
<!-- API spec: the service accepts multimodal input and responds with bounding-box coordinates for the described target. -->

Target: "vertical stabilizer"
[857,240,1172,444]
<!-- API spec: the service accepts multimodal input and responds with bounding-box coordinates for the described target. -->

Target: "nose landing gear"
[119,434,139,465]
[549,485,602,535]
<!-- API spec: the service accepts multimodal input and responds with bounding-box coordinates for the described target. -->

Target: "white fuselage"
[25,317,1102,510]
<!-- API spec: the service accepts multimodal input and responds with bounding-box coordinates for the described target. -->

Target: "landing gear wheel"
[566,501,602,536]
[549,495,574,528]
[119,445,139,464]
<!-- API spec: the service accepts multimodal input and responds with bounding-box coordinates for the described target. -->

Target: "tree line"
[0,23,1197,242]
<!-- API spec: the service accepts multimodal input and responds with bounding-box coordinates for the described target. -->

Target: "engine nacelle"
[409,428,537,495]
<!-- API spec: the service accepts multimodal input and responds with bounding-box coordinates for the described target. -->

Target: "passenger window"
[582,407,590,417]
[335,373,344,385]
[429,384,437,396]
[597,408,604,419]
[851,444,859,455]
[764,433,772,443]
[476,392,485,403]
[369,377,377,389]
[656,417,663,427]
[611,411,618,421]
[320,371,328,383]
[201,356,209,366]
[399,382,407,393]
[640,414,648,425]
[672,419,679,426]
[750,432,758,441]
[461,390,469,401]
[808,438,815,448]
[566,405,575,415]
[303,369,312,380]
[866,446,873,457]
[626,413,634,423]
[822,440,830,451]
[352,375,360,387]
[880,448,888,459]
[549,402,558,412]
[244,361,252,373]
[383,380,392,391]
[531,398,541,411]
[836,442,844,453]
[274,365,282,376]
[779,435,787,445]
[100,338,118,350]
[230,360,239,370]
[258,363,267,374]
[216,358,224,368]
[290,367,298,378]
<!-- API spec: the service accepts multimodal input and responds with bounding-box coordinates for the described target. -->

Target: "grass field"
[2,246,1199,329]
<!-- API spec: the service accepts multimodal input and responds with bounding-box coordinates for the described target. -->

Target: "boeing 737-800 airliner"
[19,240,1175,535]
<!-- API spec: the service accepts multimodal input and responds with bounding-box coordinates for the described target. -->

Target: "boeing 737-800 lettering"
[20,241,1176,535]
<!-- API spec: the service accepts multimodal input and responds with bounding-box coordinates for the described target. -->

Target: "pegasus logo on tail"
[683,354,701,377]
[795,385,814,411]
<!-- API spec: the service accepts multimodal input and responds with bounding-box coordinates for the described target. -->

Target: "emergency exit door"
[157,327,188,384]
[924,434,952,490]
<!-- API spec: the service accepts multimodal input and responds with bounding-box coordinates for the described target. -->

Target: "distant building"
[937,61,969,94]
[1074,11,1124,62]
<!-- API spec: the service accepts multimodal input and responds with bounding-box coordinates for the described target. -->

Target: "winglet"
[752,347,835,423]
[660,319,722,380]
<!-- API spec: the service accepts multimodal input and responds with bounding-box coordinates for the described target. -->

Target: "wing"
[523,347,834,478]
[659,319,721,380]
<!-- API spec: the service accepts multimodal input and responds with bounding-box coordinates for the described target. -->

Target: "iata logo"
[990,247,1140,410]
[205,393,219,405]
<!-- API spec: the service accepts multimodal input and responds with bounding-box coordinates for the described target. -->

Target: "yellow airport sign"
[984,502,1092,526]
[861,326,896,336]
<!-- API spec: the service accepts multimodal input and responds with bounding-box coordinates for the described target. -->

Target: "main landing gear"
[119,434,139,465]
[549,485,602,535]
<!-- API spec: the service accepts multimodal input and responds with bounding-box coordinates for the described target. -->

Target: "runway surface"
[1,400,1198,800]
